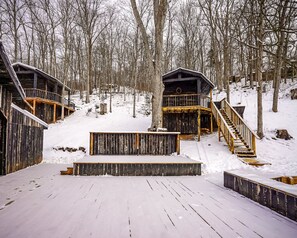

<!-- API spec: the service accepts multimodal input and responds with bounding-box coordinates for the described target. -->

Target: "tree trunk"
[130,0,168,130]
[272,0,290,112]
[256,0,265,139]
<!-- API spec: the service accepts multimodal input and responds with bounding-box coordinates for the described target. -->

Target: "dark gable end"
[162,67,214,96]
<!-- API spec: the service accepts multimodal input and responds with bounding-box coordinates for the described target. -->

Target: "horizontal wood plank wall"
[90,132,180,155]
[224,171,297,222]
[6,107,44,174]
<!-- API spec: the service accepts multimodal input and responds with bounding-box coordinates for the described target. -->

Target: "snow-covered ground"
[43,81,297,175]
[1,82,297,238]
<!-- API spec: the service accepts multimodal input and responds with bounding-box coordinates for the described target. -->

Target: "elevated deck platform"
[73,155,202,176]
[224,170,297,221]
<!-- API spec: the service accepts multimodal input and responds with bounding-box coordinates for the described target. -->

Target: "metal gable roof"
[12,62,71,91]
[162,67,215,88]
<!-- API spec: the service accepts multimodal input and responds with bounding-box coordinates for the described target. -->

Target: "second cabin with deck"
[12,62,75,124]
[162,67,214,141]
[162,67,259,163]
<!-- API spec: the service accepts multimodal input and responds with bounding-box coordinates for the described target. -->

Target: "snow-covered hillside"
[43,81,297,175]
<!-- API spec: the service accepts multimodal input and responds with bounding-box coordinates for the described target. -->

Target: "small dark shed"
[0,41,48,175]
[162,68,215,140]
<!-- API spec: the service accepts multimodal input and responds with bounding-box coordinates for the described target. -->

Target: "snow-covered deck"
[1,164,296,238]
[73,155,202,176]
[75,155,199,163]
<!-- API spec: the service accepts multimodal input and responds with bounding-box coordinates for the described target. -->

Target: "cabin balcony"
[162,94,211,113]
[24,88,75,110]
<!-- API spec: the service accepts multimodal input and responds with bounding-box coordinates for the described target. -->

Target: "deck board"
[0,164,297,238]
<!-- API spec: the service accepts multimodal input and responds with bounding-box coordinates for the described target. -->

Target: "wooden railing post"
[176,134,180,155]
[90,133,94,155]
[252,135,256,154]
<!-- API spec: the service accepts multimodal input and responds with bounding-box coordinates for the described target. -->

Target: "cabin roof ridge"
[162,67,215,88]
[12,62,71,91]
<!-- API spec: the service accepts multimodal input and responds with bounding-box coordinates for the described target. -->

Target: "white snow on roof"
[12,62,71,91]
[11,103,48,128]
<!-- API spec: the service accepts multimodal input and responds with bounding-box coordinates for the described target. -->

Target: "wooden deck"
[224,170,297,221]
[0,164,297,238]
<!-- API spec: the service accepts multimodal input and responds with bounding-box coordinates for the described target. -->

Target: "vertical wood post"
[90,133,94,155]
[218,117,221,142]
[136,132,139,153]
[53,103,56,123]
[33,99,36,115]
[210,88,213,101]
[252,135,256,154]
[197,109,201,141]
[176,134,180,155]
[210,113,213,133]
[33,73,37,97]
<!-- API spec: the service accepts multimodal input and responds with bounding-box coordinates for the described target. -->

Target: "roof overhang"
[162,67,215,89]
[0,41,26,100]
[12,62,71,91]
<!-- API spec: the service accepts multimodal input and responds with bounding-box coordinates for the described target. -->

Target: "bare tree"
[131,0,168,129]
[75,0,104,103]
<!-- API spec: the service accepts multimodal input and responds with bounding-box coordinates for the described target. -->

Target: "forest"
[0,0,296,129]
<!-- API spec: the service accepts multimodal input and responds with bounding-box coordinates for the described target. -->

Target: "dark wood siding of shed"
[6,106,44,174]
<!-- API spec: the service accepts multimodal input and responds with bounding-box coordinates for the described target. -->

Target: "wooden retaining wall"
[224,171,297,222]
[74,162,201,176]
[90,132,180,155]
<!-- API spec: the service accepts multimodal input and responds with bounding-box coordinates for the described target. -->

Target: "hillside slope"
[43,82,297,175]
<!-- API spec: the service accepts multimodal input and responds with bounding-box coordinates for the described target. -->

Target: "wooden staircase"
[220,109,256,158]
[211,99,270,166]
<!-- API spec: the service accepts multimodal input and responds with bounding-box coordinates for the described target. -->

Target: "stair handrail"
[221,99,257,154]
[211,101,236,153]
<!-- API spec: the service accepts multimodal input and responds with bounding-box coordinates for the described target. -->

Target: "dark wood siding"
[90,132,180,155]
[74,162,201,176]
[5,106,45,174]
[163,113,197,134]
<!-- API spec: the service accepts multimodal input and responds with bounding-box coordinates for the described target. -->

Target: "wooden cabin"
[162,68,215,140]
[12,62,75,124]
[0,41,48,175]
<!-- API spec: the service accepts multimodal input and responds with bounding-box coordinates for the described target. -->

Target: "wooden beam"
[210,88,213,101]
[53,103,56,123]
[90,133,94,155]
[218,117,221,141]
[163,77,198,83]
[252,135,256,154]
[15,70,35,75]
[33,99,36,115]
[210,113,213,133]
[176,134,180,155]
[197,109,201,141]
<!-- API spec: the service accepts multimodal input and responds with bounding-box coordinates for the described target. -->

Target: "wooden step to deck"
[239,158,271,166]
[60,167,73,175]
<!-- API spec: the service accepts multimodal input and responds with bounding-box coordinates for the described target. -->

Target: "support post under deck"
[197,109,201,141]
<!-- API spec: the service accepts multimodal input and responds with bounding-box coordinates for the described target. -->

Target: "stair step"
[60,167,73,175]
[237,153,257,158]
[236,150,254,155]
[239,158,271,167]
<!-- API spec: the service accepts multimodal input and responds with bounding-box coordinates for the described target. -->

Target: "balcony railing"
[24,88,75,109]
[162,94,211,108]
